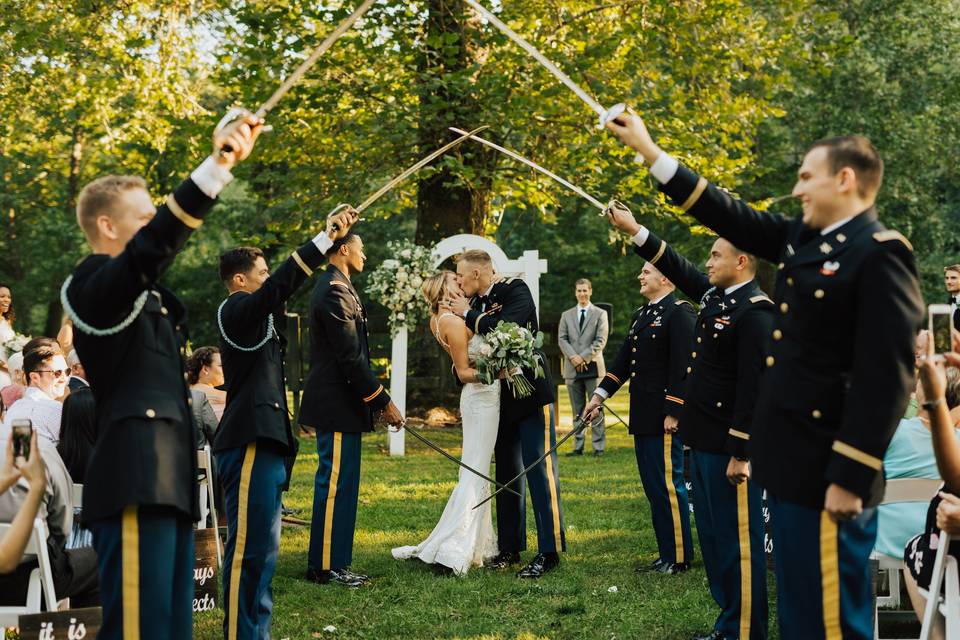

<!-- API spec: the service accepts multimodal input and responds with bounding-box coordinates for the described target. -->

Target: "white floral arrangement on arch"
[365,240,437,337]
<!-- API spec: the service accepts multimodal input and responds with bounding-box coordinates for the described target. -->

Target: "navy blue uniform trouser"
[768,494,877,640]
[308,432,362,571]
[90,507,193,640]
[634,433,694,565]
[216,442,287,640]
[690,449,768,639]
[495,404,566,554]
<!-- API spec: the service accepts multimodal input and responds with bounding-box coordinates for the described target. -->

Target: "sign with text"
[194,527,220,613]
[18,607,101,640]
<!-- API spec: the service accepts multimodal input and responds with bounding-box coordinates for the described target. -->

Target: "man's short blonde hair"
[457,249,493,268]
[76,175,147,240]
[944,264,960,276]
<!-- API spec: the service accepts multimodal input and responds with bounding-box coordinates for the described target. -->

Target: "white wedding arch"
[388,234,548,456]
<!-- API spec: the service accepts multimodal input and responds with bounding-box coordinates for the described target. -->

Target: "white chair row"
[197,445,223,568]
[919,529,960,640]
[0,518,69,628]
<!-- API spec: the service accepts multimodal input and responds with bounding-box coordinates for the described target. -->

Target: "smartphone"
[11,418,31,460]
[929,304,954,357]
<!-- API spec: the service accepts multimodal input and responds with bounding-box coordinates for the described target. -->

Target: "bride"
[392,270,500,575]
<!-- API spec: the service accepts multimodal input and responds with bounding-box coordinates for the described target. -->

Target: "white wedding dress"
[392,324,500,575]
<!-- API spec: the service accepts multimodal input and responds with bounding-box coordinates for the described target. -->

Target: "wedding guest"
[0,386,23,414]
[57,387,96,483]
[0,427,99,607]
[1,346,68,444]
[946,264,960,329]
[66,349,89,392]
[21,336,62,357]
[0,433,45,573]
[0,285,15,387]
[7,351,24,386]
[187,346,226,421]
[558,278,608,456]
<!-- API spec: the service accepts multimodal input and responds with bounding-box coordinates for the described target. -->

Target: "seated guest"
[66,349,89,392]
[1,347,68,444]
[875,369,960,560]
[57,388,96,483]
[0,385,24,415]
[0,428,99,606]
[0,433,45,573]
[6,351,24,387]
[21,336,62,357]
[188,346,226,421]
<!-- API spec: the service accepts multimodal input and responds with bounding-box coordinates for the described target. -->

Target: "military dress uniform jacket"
[658,163,924,508]
[633,232,775,457]
[598,292,696,435]
[65,178,213,523]
[214,239,327,455]
[464,278,556,418]
[299,265,390,433]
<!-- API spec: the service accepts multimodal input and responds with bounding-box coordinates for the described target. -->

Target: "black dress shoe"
[655,561,690,575]
[593,450,604,457]
[305,568,369,587]
[485,551,521,569]
[636,558,666,573]
[690,631,727,640]
[565,450,583,457]
[516,552,559,578]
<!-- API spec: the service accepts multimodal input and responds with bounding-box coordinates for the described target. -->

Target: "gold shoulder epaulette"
[750,295,772,304]
[873,230,914,251]
[502,276,519,284]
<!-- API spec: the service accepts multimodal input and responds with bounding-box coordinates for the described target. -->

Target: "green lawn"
[196,389,780,639]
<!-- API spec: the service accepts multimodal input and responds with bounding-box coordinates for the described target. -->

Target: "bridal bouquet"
[475,321,545,398]
[2,333,30,354]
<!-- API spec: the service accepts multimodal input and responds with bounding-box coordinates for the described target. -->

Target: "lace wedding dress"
[392,327,500,575]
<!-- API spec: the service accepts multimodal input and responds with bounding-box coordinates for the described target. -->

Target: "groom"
[449,249,565,578]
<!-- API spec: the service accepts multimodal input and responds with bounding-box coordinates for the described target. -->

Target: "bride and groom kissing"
[392,249,566,577]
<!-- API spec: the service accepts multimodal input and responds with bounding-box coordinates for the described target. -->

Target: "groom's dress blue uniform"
[654,159,923,640]
[64,167,224,640]
[300,264,390,572]
[464,278,564,554]
[596,291,696,568]
[214,233,330,640]
[633,229,773,640]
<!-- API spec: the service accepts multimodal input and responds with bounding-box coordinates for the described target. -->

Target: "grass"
[195,389,781,640]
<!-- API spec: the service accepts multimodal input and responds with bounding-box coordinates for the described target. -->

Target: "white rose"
[479,343,493,357]
[397,272,408,282]
[410,276,423,289]
[397,312,406,321]
[382,259,400,270]
[400,249,412,259]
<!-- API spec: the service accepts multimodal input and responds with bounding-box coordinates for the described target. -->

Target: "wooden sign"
[194,527,220,613]
[18,607,101,640]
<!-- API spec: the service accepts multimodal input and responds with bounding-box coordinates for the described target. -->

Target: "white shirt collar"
[577,302,592,312]
[820,215,856,236]
[724,281,751,296]
[648,292,671,305]
[24,386,56,402]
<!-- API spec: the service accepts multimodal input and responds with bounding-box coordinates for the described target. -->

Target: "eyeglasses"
[36,369,68,378]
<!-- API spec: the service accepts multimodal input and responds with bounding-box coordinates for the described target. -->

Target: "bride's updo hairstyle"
[421,271,452,314]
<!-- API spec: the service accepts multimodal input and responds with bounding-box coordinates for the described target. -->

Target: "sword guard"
[215,106,272,156]
[598,102,627,130]
[327,202,361,233]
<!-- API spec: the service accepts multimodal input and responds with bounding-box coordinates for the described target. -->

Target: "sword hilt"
[215,106,272,156]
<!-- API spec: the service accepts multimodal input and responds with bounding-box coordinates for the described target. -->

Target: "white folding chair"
[196,445,222,568]
[0,518,67,627]
[71,483,83,508]
[919,530,960,640]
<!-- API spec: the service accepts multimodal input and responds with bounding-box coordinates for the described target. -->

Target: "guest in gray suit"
[558,279,609,456]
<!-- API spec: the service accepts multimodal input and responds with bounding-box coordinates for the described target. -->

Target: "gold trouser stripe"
[663,434,684,564]
[680,177,708,212]
[649,240,667,265]
[543,406,562,551]
[832,440,882,470]
[291,251,313,276]
[323,433,343,570]
[122,506,140,640]
[166,194,203,229]
[228,442,257,640]
[820,511,842,639]
[737,482,752,640]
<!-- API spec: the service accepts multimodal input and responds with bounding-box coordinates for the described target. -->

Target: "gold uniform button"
[631,373,636,378]
[687,367,692,373]
[814,289,825,299]
[183,372,189,380]
[773,330,783,341]
[274,402,280,408]
[787,277,794,286]
[713,333,719,339]
[778,262,785,270]
[697,337,702,343]
[145,409,156,418]
[651,334,656,339]
[812,409,822,419]
[766,356,775,367]
[631,360,636,365]
[160,306,168,315]
[716,402,723,408]
[780,303,789,314]
[632,348,637,353]
[691,352,697,359]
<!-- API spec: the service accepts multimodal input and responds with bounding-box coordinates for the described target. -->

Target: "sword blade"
[255,0,378,118]
[403,426,522,497]
[599,402,630,430]
[463,0,606,118]
[355,125,490,213]
[449,127,607,210]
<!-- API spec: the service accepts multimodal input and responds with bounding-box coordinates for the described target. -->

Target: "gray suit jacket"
[558,305,608,382]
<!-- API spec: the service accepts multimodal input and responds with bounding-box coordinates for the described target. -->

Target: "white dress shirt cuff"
[631,226,651,248]
[594,387,609,399]
[312,231,334,254]
[190,156,235,198]
[648,152,679,184]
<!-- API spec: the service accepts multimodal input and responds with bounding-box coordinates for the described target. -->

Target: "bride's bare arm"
[441,316,482,383]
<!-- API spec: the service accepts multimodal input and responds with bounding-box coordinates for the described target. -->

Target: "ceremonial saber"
[218,0,378,149]
[462,0,625,129]
[401,424,522,497]
[598,401,630,431]
[449,127,606,210]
